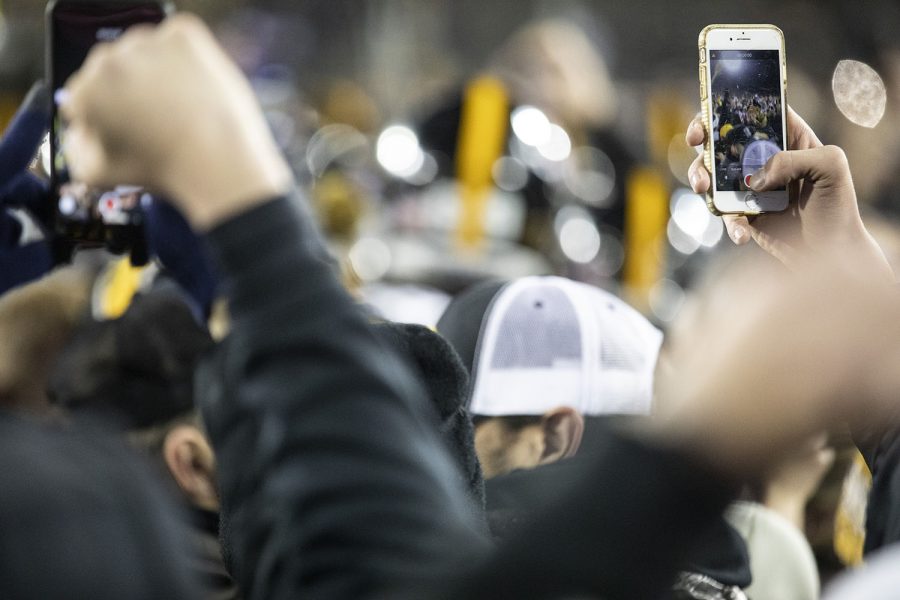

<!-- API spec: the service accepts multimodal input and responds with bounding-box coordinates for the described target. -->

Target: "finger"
[0,81,50,187]
[748,146,849,193]
[786,106,822,150]
[688,153,710,194]
[685,113,706,147]
[722,215,751,245]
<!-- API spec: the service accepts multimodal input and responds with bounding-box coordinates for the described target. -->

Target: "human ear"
[162,425,219,512]
[538,406,584,465]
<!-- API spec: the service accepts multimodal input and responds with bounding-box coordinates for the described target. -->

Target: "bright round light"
[538,125,572,162]
[559,216,601,264]
[510,106,552,147]
[349,237,392,282]
[667,217,700,255]
[58,195,77,216]
[376,125,424,178]
[671,192,711,239]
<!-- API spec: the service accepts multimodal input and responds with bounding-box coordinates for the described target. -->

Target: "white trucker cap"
[467,276,663,417]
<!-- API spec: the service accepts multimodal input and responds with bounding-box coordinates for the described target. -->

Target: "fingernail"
[732,226,747,243]
[690,171,699,189]
[748,170,765,190]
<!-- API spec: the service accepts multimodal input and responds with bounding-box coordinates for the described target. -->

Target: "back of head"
[0,414,197,598]
[48,286,213,430]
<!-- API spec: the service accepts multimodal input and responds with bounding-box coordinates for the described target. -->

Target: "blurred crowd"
[3,3,900,599]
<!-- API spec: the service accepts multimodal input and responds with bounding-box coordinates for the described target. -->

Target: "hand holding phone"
[61,14,293,232]
[686,102,892,280]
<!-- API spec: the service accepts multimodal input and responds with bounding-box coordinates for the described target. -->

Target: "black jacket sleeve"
[201,194,491,599]
[201,192,736,600]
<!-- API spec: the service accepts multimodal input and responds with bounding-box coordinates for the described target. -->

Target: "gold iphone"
[698,25,788,215]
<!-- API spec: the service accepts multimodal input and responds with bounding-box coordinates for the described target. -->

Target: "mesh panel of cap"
[490,285,582,369]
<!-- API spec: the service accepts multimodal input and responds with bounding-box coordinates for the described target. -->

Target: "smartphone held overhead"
[698,25,788,216]
[47,0,171,247]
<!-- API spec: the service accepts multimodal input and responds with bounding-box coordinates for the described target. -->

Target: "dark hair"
[472,414,543,431]
[48,287,213,430]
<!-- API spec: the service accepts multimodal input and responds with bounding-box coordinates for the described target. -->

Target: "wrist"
[159,90,294,231]
[166,136,293,231]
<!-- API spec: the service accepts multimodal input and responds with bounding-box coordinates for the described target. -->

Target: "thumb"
[748,145,850,192]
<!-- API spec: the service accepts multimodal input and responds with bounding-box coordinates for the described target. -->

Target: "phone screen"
[50,1,165,241]
[709,50,785,193]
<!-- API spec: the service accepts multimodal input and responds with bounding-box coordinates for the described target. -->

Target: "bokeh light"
[537,124,572,162]
[555,206,601,264]
[510,106,552,147]
[376,125,424,178]
[349,236,392,282]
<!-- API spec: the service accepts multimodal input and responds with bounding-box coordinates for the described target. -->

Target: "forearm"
[201,193,488,599]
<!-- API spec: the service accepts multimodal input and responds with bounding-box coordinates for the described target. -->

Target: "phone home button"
[744,193,760,211]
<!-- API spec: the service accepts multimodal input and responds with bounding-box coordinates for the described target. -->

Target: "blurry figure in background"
[437,275,752,598]
[726,501,820,600]
[416,18,634,284]
[723,434,835,600]
[489,20,617,137]
[319,79,382,136]
[0,266,92,413]
[0,407,199,598]
[46,288,238,600]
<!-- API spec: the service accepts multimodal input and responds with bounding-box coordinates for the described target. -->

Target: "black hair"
[472,414,543,431]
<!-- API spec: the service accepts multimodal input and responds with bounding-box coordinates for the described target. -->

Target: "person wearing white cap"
[438,276,663,479]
